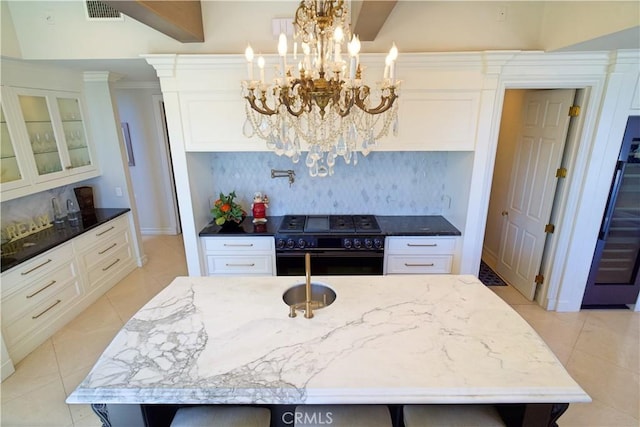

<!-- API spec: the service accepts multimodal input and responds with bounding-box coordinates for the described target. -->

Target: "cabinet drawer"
[74,215,128,251]
[1,243,74,293]
[86,245,133,286]
[206,255,274,275]
[81,230,130,269]
[386,237,455,254]
[3,281,81,346]
[2,260,78,323]
[203,236,274,252]
[386,255,453,274]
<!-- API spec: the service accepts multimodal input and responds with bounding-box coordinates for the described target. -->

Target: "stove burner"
[353,215,382,233]
[280,215,305,232]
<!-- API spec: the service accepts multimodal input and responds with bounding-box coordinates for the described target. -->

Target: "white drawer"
[386,255,453,274]
[2,260,78,323]
[386,237,456,254]
[206,255,274,275]
[74,215,129,251]
[203,236,274,252]
[86,244,133,286]
[81,229,130,270]
[1,243,74,294]
[3,281,82,346]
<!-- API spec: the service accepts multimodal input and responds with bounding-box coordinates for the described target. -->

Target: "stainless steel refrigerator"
[583,116,640,306]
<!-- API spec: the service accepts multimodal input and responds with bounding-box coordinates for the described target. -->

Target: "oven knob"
[364,238,373,249]
[286,239,295,249]
[353,238,362,249]
[297,238,306,249]
[276,239,285,249]
[343,238,352,249]
[374,238,383,249]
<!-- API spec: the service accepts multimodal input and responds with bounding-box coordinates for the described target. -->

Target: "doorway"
[116,89,181,236]
[482,88,583,302]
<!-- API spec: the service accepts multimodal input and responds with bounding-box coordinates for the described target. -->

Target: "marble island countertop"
[67,275,589,406]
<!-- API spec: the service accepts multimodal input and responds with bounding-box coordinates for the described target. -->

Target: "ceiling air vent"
[85,1,124,21]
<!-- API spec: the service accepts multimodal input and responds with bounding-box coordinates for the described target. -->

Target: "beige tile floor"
[1,234,638,426]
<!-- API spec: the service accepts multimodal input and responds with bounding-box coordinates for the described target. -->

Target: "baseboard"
[140,227,179,235]
[481,246,498,270]
[137,254,149,267]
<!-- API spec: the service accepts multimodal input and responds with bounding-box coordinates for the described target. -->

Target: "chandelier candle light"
[241,0,400,177]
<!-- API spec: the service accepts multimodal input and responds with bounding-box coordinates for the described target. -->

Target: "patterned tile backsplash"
[208,151,449,216]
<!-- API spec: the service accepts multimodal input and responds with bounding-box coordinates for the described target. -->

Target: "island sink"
[283,282,337,316]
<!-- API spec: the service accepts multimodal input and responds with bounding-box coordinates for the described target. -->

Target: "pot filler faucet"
[271,169,295,187]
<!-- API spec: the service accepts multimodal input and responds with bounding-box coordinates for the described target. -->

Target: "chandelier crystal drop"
[241,0,400,177]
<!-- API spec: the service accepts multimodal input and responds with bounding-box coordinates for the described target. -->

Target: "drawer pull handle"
[32,299,62,319]
[98,243,118,255]
[405,263,435,267]
[225,263,256,267]
[21,259,53,276]
[96,226,115,236]
[407,243,437,247]
[26,280,57,298]
[102,258,121,271]
[223,243,254,247]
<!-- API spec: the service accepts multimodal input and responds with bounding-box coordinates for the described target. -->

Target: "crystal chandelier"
[241,0,400,177]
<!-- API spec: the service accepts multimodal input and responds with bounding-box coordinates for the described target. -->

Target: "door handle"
[501,211,509,216]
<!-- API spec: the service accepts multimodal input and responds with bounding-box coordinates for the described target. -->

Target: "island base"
[91,402,570,427]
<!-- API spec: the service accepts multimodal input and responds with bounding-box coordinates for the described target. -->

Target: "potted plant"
[212,191,247,227]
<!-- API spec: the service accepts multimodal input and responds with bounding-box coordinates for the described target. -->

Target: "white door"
[496,89,575,300]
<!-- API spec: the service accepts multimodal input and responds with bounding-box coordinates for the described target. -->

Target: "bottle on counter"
[52,197,66,229]
[67,199,81,227]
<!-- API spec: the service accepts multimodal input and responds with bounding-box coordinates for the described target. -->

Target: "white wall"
[114,85,178,235]
[540,2,640,51]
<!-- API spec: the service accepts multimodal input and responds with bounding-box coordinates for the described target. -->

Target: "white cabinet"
[384,236,456,274]
[180,91,265,152]
[201,236,276,276]
[0,103,30,192]
[0,214,136,365]
[380,90,480,151]
[74,215,135,293]
[1,242,82,363]
[0,86,99,202]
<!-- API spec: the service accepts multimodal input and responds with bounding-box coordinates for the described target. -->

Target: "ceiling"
[3,1,639,83]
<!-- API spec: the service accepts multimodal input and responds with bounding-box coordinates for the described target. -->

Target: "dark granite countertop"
[1,208,131,273]
[376,215,461,236]
[198,216,283,236]
[199,215,459,237]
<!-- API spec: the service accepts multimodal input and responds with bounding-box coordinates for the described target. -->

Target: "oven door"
[276,251,384,276]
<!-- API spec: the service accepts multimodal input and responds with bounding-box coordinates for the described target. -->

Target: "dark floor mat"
[478,261,507,286]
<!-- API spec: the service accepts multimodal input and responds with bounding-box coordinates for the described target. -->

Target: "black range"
[275,215,386,276]
[276,214,385,251]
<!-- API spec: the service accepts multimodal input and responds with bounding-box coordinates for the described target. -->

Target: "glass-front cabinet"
[0,104,28,190]
[57,97,92,170]
[17,93,65,180]
[0,86,98,201]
